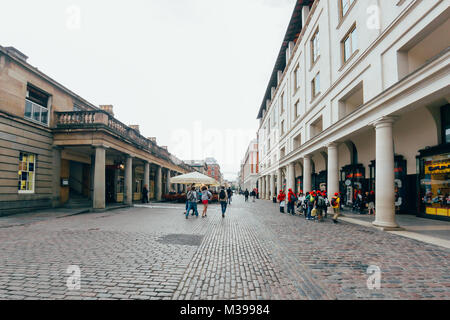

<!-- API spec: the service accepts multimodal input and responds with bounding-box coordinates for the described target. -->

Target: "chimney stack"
[148,137,157,144]
[129,125,140,133]
[99,105,114,116]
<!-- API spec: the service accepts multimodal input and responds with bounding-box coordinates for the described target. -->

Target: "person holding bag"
[277,190,286,213]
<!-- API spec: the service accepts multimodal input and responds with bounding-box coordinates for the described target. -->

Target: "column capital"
[327,142,338,149]
[371,116,399,128]
[303,154,312,160]
[92,144,109,150]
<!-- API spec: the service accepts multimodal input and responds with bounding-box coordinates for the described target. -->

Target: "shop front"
[295,176,303,194]
[369,155,412,214]
[418,144,450,221]
[312,170,327,192]
[340,164,367,207]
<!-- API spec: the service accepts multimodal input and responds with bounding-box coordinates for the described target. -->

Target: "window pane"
[344,37,351,61]
[25,100,32,118]
[41,108,48,124]
[32,104,41,122]
[351,28,358,54]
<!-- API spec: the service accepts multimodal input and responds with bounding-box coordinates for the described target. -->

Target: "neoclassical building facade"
[256,0,450,228]
[0,45,192,215]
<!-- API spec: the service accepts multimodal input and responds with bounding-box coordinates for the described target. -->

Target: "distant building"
[205,158,223,184]
[240,139,259,192]
[184,160,208,175]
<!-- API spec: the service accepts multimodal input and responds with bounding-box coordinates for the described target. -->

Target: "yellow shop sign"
[425,161,450,174]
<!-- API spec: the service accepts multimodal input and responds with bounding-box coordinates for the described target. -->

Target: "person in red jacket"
[277,190,286,213]
[287,189,297,215]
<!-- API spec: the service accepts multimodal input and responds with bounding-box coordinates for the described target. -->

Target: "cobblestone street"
[0,196,449,300]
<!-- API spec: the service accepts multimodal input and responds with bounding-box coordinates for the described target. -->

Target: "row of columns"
[257,117,400,229]
[90,147,184,210]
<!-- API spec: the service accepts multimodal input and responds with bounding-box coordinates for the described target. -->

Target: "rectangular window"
[342,24,358,63]
[281,120,285,135]
[294,101,300,119]
[340,0,355,17]
[311,29,320,65]
[312,73,320,98]
[293,64,301,91]
[25,85,50,126]
[280,92,285,114]
[18,152,36,193]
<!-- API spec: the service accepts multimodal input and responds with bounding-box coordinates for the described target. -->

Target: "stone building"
[256,0,450,227]
[240,139,259,192]
[0,46,192,215]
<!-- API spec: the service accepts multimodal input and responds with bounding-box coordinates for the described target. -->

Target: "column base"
[372,221,404,231]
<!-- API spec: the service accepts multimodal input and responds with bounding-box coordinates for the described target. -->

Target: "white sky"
[0,0,296,181]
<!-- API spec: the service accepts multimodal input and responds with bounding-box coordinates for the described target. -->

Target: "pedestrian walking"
[368,191,375,215]
[185,187,199,219]
[227,187,233,205]
[331,192,341,224]
[184,184,196,216]
[142,184,149,203]
[277,189,286,213]
[305,191,316,220]
[315,191,327,222]
[201,186,212,217]
[244,189,250,202]
[287,189,297,215]
[219,186,228,218]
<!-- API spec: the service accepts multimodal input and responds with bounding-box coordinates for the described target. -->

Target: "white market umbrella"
[170,171,220,187]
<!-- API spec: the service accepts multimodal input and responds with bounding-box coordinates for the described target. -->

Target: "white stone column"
[93,146,106,209]
[303,155,312,193]
[124,155,133,206]
[155,165,162,201]
[270,173,275,201]
[327,143,339,214]
[262,176,266,199]
[277,168,282,194]
[144,161,150,201]
[373,117,400,230]
[287,162,295,192]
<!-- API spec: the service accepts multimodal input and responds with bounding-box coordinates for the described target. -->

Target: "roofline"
[0,45,99,111]
[256,0,314,120]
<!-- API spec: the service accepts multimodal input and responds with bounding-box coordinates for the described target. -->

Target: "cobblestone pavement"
[0,197,449,300]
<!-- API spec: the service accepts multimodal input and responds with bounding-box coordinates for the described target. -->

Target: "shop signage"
[346,173,363,178]
[425,161,450,174]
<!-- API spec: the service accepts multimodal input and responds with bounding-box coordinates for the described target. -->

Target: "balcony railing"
[55,110,172,160]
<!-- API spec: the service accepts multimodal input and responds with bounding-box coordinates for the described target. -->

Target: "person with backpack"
[277,189,286,213]
[201,186,212,218]
[287,189,297,215]
[331,192,341,224]
[297,191,305,215]
[244,189,250,202]
[316,191,327,222]
[185,187,199,219]
[219,186,229,218]
[305,191,316,220]
[227,187,233,205]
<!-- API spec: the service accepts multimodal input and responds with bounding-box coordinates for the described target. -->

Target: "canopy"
[170,171,220,187]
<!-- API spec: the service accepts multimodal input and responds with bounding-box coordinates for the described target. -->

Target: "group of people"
[352,190,376,215]
[184,185,233,219]
[242,188,259,202]
[277,189,342,224]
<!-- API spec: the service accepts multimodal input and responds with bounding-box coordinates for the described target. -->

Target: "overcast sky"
[0,0,296,181]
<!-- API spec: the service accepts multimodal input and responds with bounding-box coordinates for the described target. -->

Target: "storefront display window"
[420,153,450,217]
